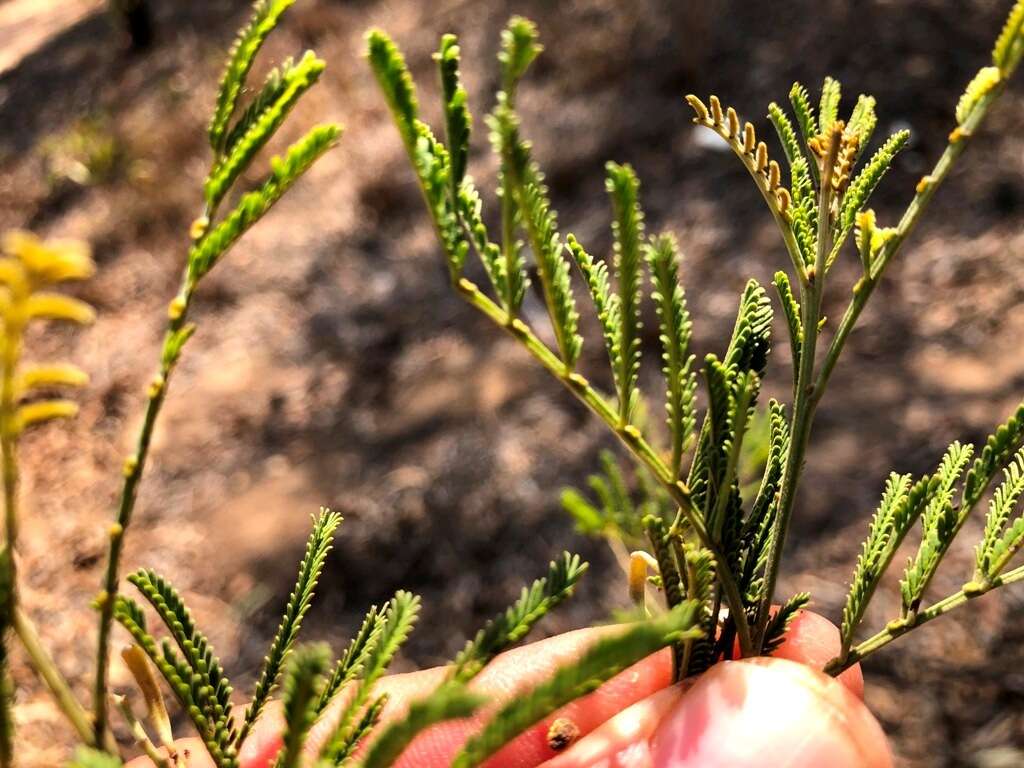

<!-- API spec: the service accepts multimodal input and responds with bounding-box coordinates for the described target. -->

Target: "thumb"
[649,657,892,768]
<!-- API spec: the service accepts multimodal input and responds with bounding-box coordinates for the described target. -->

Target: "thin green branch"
[825,562,1024,676]
[454,278,754,655]
[13,607,96,746]
[93,268,195,742]
[754,127,839,649]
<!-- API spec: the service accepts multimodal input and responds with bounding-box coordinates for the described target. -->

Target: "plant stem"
[754,131,838,649]
[824,563,1024,676]
[0,310,20,768]
[113,693,173,768]
[93,272,194,743]
[455,277,754,655]
[13,607,97,745]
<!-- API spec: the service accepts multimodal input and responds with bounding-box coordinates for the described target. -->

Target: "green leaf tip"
[208,0,299,153]
[499,16,542,94]
[366,28,420,150]
[452,553,587,683]
[606,162,646,424]
[241,509,340,744]
[205,50,327,208]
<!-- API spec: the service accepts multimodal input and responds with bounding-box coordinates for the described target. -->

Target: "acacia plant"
[0,1,701,765]
[368,0,1024,683]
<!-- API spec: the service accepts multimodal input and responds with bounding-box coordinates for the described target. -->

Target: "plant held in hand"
[369,0,1024,684]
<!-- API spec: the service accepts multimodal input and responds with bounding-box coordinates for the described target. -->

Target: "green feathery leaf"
[560,452,669,547]
[976,448,1024,580]
[773,271,802,378]
[643,516,687,677]
[222,59,291,155]
[325,694,388,765]
[499,16,542,96]
[740,400,788,609]
[412,121,467,278]
[560,487,606,538]
[205,51,325,209]
[318,605,383,715]
[127,570,236,749]
[789,83,817,146]
[451,604,702,768]
[242,510,340,743]
[606,162,646,424]
[494,105,581,366]
[839,130,910,233]
[437,34,472,189]
[840,473,937,652]
[208,0,297,152]
[368,32,467,280]
[646,232,697,477]
[452,554,587,683]
[899,442,974,616]
[276,645,329,768]
[360,683,483,768]
[489,110,528,312]
[643,515,685,610]
[690,355,732,520]
[763,592,811,654]
[322,592,421,762]
[365,29,419,151]
[489,17,540,315]
[710,370,759,545]
[568,234,620,377]
[983,510,1024,580]
[113,594,238,767]
[957,66,1003,125]
[724,279,773,379]
[767,102,805,172]
[458,178,509,304]
[846,94,878,156]
[993,0,1024,72]
[679,543,716,677]
[962,401,1024,511]
[818,77,842,134]
[788,169,817,266]
[189,123,342,281]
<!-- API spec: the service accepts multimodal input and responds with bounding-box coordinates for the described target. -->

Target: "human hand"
[126,610,890,768]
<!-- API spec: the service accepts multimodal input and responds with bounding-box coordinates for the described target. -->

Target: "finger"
[537,609,870,768]
[539,684,684,768]
[238,626,673,768]
[649,657,892,768]
[126,610,863,768]
[770,610,864,698]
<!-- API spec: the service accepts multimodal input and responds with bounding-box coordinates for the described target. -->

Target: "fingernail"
[649,659,892,768]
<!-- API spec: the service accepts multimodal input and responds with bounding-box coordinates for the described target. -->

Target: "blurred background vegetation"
[1,0,1023,765]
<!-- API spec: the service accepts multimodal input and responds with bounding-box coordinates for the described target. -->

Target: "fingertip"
[650,657,892,768]
[772,610,864,698]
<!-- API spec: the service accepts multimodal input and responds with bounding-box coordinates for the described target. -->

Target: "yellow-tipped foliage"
[0,229,94,439]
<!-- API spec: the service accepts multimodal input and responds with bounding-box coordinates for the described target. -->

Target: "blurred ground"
[1,0,1024,765]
